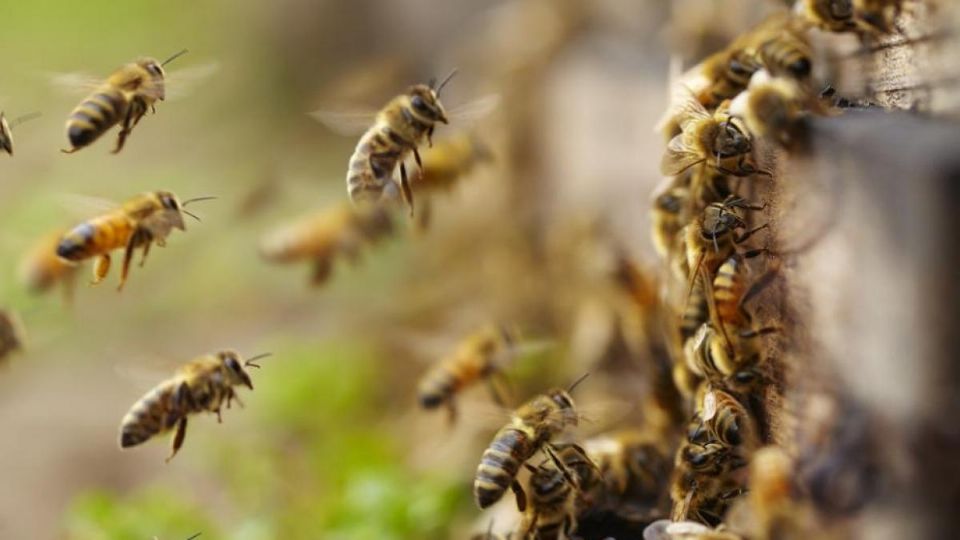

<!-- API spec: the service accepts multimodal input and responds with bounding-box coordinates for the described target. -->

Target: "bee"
[651,178,691,261]
[118,350,270,462]
[56,191,213,291]
[19,229,80,303]
[729,70,815,146]
[796,0,858,32]
[417,324,516,424]
[61,49,188,154]
[0,310,25,366]
[411,131,492,195]
[473,375,590,509]
[662,98,765,179]
[0,111,40,155]
[584,429,672,507]
[518,460,580,540]
[340,72,456,214]
[671,441,745,526]
[258,202,394,286]
[684,322,775,394]
[693,389,759,451]
[853,0,905,34]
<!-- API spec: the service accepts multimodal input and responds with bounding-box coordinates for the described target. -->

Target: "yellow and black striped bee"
[0,310,25,366]
[796,0,858,32]
[259,202,394,287]
[729,70,817,146]
[661,98,764,179]
[584,429,673,511]
[518,459,581,540]
[473,376,590,509]
[670,441,745,526]
[56,191,212,291]
[651,178,691,262]
[62,49,187,154]
[338,73,456,213]
[19,228,81,304]
[416,325,516,424]
[118,350,270,462]
[0,111,40,155]
[694,389,759,451]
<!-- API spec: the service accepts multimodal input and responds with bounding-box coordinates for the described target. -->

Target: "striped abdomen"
[66,87,129,150]
[474,426,534,508]
[713,257,746,328]
[680,274,708,340]
[346,124,409,204]
[757,34,811,79]
[118,379,185,448]
[417,354,487,409]
[57,213,135,261]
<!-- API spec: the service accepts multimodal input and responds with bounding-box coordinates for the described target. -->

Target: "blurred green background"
[0,0,680,538]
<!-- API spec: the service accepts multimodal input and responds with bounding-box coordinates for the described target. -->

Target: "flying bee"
[56,191,214,291]
[411,131,493,194]
[796,0,858,32]
[119,350,270,462]
[258,202,394,286]
[518,460,581,540]
[19,228,81,304]
[417,324,516,424]
[671,441,746,526]
[473,375,591,510]
[0,310,25,366]
[61,49,189,154]
[662,97,765,179]
[0,111,41,155]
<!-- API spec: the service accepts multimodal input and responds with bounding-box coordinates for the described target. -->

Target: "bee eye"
[411,95,429,113]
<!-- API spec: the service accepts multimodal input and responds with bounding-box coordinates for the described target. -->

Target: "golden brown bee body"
[474,389,580,509]
[0,310,25,365]
[797,0,858,32]
[346,79,451,212]
[671,441,744,526]
[56,190,195,291]
[662,100,762,179]
[585,429,672,508]
[729,71,812,146]
[519,461,579,540]
[118,350,266,461]
[698,389,759,450]
[652,180,691,261]
[412,132,492,194]
[417,325,515,423]
[19,229,80,302]
[62,52,183,154]
[259,202,394,286]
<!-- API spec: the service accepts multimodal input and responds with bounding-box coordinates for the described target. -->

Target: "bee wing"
[48,72,103,96]
[55,193,120,220]
[113,357,179,393]
[661,134,705,176]
[446,93,501,124]
[308,109,378,137]
[573,397,637,436]
[162,61,221,101]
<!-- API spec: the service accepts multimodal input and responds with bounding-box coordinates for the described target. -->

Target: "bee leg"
[399,162,415,217]
[92,254,111,285]
[60,147,79,154]
[522,511,538,539]
[413,147,423,172]
[139,240,152,267]
[215,408,223,423]
[119,229,147,291]
[113,107,136,154]
[510,479,527,512]
[165,417,188,463]
[444,401,457,426]
[311,258,333,286]
[425,126,434,148]
[734,223,769,244]
[545,444,580,490]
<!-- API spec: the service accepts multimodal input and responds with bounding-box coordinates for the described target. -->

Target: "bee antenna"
[10,112,41,127]
[245,352,272,368]
[182,209,202,222]
[186,534,202,540]
[162,48,189,67]
[182,195,217,207]
[435,69,458,96]
[567,372,590,394]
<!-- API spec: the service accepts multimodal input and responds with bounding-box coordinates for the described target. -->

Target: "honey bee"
[729,70,816,146]
[694,389,759,451]
[118,350,270,462]
[670,441,746,526]
[584,429,673,509]
[473,375,590,509]
[662,98,765,179]
[61,49,188,154]
[684,322,774,393]
[518,460,580,540]
[417,325,516,424]
[411,131,492,195]
[56,191,213,291]
[0,111,40,155]
[796,0,858,32]
[338,72,456,214]
[0,310,25,366]
[853,0,905,33]
[651,178,691,261]
[259,202,394,286]
[19,229,80,303]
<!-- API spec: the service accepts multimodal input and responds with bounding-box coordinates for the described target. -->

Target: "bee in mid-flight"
[340,73,456,214]
[119,350,270,462]
[56,191,213,291]
[259,202,394,286]
[0,310,25,366]
[61,49,188,154]
[417,324,516,424]
[0,111,41,155]
[19,228,80,303]
[473,375,590,509]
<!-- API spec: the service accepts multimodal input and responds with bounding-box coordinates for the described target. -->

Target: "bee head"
[713,118,751,158]
[135,58,167,100]
[218,350,254,390]
[655,189,684,215]
[156,190,187,231]
[408,85,448,124]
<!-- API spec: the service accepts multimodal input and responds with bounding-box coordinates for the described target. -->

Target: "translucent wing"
[661,134,705,176]
[163,61,220,100]
[308,109,377,137]
[55,193,119,220]
[49,72,104,96]
[446,93,501,124]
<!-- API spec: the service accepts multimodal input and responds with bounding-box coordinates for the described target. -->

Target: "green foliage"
[64,488,215,540]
